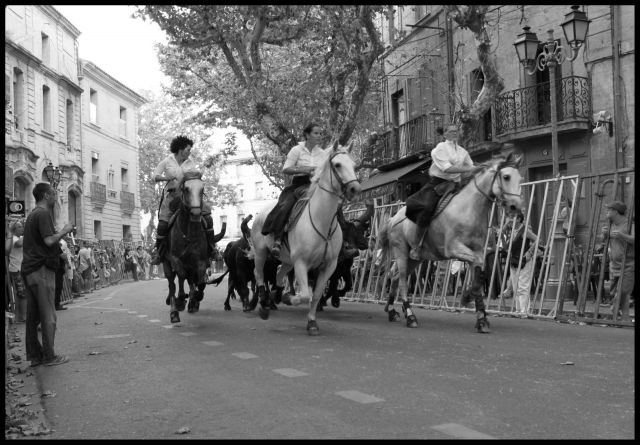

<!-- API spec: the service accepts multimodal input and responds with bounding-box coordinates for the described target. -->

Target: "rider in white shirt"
[405,123,477,260]
[261,122,328,258]
[151,135,216,264]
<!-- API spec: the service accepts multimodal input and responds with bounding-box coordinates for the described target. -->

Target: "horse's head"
[179,171,205,222]
[490,151,524,216]
[316,140,361,201]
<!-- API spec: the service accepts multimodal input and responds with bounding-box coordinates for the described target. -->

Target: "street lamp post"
[43,161,62,190]
[513,6,591,178]
[513,6,590,303]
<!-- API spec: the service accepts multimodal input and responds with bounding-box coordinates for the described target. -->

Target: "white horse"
[379,151,524,332]
[250,141,361,335]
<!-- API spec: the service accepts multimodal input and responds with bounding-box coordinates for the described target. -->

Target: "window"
[12,68,24,130]
[42,85,51,132]
[255,182,264,200]
[107,167,115,189]
[238,187,244,199]
[90,89,98,124]
[121,167,128,191]
[41,33,50,65]
[414,5,427,22]
[122,225,132,241]
[66,99,74,147]
[119,106,127,137]
[94,220,102,240]
[91,157,99,182]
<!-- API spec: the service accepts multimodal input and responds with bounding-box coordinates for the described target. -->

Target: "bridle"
[472,162,521,205]
[318,150,359,201]
[179,176,204,214]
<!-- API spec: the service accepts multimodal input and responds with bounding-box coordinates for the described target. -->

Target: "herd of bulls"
[209,204,374,313]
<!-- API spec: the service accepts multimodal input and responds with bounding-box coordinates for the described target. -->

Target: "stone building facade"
[5,5,146,242]
[362,5,634,235]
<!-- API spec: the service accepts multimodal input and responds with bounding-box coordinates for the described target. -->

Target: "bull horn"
[332,140,339,151]
[347,141,353,152]
[213,222,227,243]
[241,215,253,238]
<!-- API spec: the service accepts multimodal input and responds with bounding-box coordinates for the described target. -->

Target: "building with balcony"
[79,60,147,241]
[5,5,84,228]
[363,5,634,242]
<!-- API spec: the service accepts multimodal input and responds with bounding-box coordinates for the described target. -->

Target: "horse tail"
[208,268,229,286]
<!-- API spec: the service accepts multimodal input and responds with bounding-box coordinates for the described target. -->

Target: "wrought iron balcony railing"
[120,190,135,214]
[362,112,444,167]
[90,181,106,207]
[494,75,591,137]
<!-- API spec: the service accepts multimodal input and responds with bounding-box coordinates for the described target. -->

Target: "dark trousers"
[405,176,447,227]
[262,176,311,239]
[54,261,64,307]
[23,265,57,362]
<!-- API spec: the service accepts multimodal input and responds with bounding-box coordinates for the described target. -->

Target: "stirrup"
[409,248,420,261]
[271,242,282,259]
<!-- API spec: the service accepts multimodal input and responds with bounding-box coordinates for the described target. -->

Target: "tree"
[444,5,505,148]
[134,5,385,188]
[137,90,238,232]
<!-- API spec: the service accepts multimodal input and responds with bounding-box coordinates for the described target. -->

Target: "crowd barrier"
[342,170,634,327]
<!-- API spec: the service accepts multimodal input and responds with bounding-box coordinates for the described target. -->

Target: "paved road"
[17,278,634,439]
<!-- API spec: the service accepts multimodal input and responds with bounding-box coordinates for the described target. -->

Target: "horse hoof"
[224,304,231,311]
[280,293,292,306]
[170,311,180,323]
[317,304,324,312]
[388,309,401,322]
[165,296,171,306]
[331,297,340,308]
[258,306,270,320]
[307,320,319,335]
[406,315,418,328]
[475,319,491,333]
[270,302,278,310]
[289,295,301,306]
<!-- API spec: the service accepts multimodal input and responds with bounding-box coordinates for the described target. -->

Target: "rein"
[317,151,359,200]
[472,162,521,205]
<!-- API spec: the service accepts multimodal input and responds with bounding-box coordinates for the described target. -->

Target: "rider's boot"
[409,212,431,261]
[151,220,169,265]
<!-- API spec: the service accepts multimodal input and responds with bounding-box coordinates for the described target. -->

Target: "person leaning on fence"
[601,200,634,321]
[405,123,480,261]
[559,197,573,236]
[77,241,93,293]
[151,135,218,265]
[504,211,541,317]
[54,238,70,311]
[8,220,27,322]
[261,121,329,259]
[124,246,139,281]
[21,182,75,367]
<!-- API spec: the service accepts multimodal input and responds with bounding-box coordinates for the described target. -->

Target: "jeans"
[23,265,58,362]
[509,258,534,315]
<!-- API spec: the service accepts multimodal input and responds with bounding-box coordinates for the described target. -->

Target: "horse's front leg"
[175,277,187,312]
[307,260,338,336]
[386,247,419,328]
[164,266,179,323]
[466,264,491,333]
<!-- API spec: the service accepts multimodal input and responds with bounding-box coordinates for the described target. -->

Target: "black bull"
[209,215,281,311]
[318,203,374,310]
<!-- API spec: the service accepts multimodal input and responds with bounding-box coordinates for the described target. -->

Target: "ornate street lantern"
[44,161,62,190]
[561,5,591,50]
[513,26,540,66]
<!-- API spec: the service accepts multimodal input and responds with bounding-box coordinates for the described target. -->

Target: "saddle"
[431,181,458,221]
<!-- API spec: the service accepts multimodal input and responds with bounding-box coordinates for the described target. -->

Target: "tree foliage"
[134,5,385,188]
[137,89,238,229]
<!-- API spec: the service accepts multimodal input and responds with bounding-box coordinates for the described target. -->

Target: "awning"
[360,159,430,192]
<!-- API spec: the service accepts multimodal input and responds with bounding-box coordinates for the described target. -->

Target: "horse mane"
[304,146,335,199]
[180,170,203,185]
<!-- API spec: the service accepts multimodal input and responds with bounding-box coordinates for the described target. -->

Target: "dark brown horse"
[163,171,225,323]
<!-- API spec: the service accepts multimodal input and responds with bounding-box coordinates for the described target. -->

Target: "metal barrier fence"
[343,170,634,327]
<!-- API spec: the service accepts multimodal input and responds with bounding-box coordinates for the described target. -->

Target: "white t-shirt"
[153,153,198,191]
[284,142,328,177]
[428,140,473,182]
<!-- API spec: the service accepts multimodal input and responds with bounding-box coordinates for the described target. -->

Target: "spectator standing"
[54,238,69,311]
[8,220,27,322]
[124,247,139,281]
[504,212,541,317]
[601,200,634,320]
[559,197,573,236]
[21,183,74,366]
[135,246,147,280]
[77,241,93,293]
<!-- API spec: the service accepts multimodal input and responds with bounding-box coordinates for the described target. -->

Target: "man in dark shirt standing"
[21,183,75,366]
